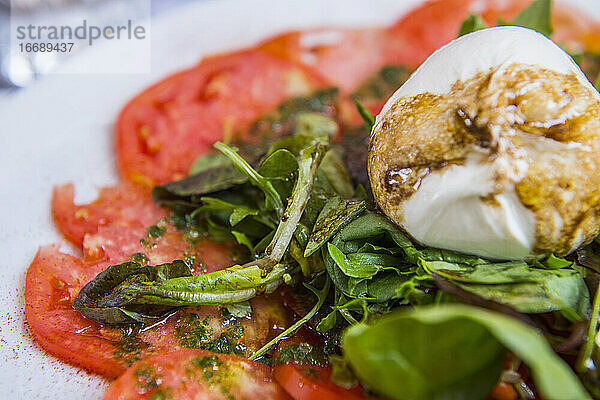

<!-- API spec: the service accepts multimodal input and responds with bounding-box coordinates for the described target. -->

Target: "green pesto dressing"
[174,309,246,356]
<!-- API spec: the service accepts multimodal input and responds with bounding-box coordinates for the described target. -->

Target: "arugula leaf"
[595,71,600,92]
[294,112,339,137]
[499,0,553,36]
[343,304,589,400]
[152,153,247,207]
[353,99,375,131]
[458,14,487,36]
[314,150,355,199]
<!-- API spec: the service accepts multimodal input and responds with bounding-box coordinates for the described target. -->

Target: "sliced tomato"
[116,48,325,186]
[272,333,378,400]
[386,0,533,68]
[103,348,290,400]
[52,182,166,247]
[25,211,291,378]
[260,28,406,95]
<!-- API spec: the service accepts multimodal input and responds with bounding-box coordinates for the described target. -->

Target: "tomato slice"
[272,332,378,400]
[260,28,403,95]
[30,181,294,377]
[386,0,534,68]
[25,241,289,378]
[116,48,325,186]
[52,182,166,247]
[103,348,291,400]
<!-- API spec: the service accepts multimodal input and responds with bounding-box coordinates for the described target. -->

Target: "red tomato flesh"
[116,48,325,186]
[103,348,291,400]
[52,182,166,248]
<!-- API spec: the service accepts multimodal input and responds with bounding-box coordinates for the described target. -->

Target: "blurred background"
[0,0,192,96]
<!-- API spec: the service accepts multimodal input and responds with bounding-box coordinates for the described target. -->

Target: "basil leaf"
[304,197,366,257]
[458,14,487,36]
[72,260,193,324]
[455,268,589,318]
[595,71,600,91]
[328,243,384,279]
[421,260,543,284]
[343,304,590,400]
[500,0,553,36]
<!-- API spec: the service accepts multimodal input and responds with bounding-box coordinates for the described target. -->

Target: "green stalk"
[249,277,331,361]
[214,142,284,218]
[266,144,328,261]
[576,283,600,389]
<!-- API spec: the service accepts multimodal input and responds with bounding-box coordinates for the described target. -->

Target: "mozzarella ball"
[368,26,600,260]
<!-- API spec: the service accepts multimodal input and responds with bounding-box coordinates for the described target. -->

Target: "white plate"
[0,0,597,398]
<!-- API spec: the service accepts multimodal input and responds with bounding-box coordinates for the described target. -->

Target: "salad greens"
[343,304,589,400]
[71,1,600,397]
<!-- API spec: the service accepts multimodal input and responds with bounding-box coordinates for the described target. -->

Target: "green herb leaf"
[294,112,339,137]
[74,138,329,325]
[353,99,375,131]
[304,197,366,257]
[543,253,573,269]
[215,142,285,218]
[421,260,542,284]
[500,0,553,36]
[458,14,487,36]
[343,304,589,400]
[152,154,247,207]
[72,260,194,324]
[226,301,253,318]
[315,150,355,199]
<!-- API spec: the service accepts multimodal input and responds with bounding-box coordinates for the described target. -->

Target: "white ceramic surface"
[0,0,597,398]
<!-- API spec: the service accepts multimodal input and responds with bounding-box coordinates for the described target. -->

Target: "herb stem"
[266,144,327,261]
[576,282,600,374]
[215,142,285,217]
[249,277,331,361]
